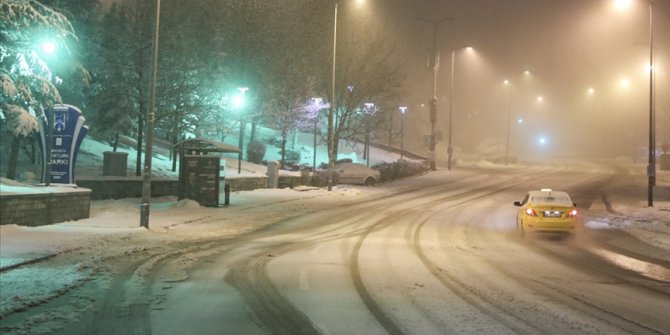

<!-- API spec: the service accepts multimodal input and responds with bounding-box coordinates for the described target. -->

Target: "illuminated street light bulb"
[364,102,375,114]
[587,87,595,95]
[233,87,249,108]
[614,0,633,10]
[503,79,510,85]
[232,95,244,108]
[523,70,531,76]
[537,96,544,103]
[620,79,630,89]
[40,41,56,55]
[517,118,523,124]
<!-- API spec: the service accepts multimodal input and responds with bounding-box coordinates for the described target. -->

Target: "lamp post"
[399,106,407,160]
[328,0,364,191]
[615,0,657,205]
[140,0,161,228]
[36,39,57,186]
[327,2,339,191]
[504,79,512,166]
[234,87,249,174]
[646,1,656,207]
[448,46,472,170]
[503,70,531,166]
[419,17,453,171]
[311,97,324,169]
[364,103,375,167]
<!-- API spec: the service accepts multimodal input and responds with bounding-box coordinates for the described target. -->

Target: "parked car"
[513,189,578,236]
[334,162,381,186]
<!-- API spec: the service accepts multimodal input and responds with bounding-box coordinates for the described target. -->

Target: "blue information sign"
[35,104,88,185]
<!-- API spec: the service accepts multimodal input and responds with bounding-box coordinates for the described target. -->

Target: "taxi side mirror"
[513,201,522,206]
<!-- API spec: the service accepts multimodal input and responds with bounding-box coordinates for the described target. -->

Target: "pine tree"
[0,0,77,179]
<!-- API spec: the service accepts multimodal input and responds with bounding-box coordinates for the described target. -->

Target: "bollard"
[267,160,279,188]
[224,183,230,206]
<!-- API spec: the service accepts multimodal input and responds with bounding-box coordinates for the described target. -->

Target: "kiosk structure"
[173,139,241,207]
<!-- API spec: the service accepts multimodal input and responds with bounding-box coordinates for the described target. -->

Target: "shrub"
[265,136,283,147]
[373,159,428,182]
[310,169,339,187]
[247,141,266,164]
[283,149,301,165]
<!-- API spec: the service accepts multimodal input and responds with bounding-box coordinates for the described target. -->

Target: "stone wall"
[0,190,91,226]
[76,175,303,200]
[226,177,269,192]
[0,176,305,226]
[76,178,178,200]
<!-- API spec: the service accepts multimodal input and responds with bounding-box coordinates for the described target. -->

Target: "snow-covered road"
[1,162,669,334]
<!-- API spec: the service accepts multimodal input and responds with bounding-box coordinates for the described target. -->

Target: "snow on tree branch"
[0,0,76,40]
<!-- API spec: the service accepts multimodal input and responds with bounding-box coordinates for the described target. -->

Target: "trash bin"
[103,151,128,176]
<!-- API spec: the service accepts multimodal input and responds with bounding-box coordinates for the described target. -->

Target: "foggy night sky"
[367,0,669,161]
[101,0,669,160]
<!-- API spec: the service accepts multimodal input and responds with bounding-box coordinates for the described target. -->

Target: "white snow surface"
[1,136,669,329]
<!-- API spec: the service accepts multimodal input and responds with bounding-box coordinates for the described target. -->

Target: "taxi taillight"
[525,208,537,217]
[568,209,578,217]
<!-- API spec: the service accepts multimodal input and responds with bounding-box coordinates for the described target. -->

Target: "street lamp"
[419,17,453,171]
[614,0,657,205]
[613,0,657,206]
[233,87,249,174]
[328,0,365,191]
[646,1,656,207]
[311,97,325,169]
[35,39,59,186]
[467,110,480,151]
[364,102,375,167]
[39,40,57,55]
[503,70,532,166]
[399,106,407,160]
[448,46,472,170]
[327,3,338,191]
[503,79,512,166]
[140,0,161,228]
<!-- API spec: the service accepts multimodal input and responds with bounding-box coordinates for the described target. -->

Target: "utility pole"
[419,17,453,171]
[647,2,655,207]
[327,2,338,191]
[140,0,161,228]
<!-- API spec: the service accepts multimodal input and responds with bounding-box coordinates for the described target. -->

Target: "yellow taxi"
[513,189,578,236]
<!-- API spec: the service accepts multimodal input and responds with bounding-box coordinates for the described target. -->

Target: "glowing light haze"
[374,0,668,162]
